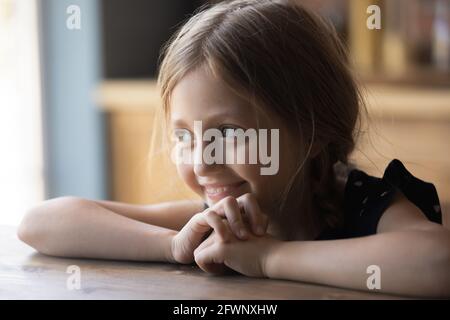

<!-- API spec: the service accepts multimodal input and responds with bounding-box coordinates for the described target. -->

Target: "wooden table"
[0,226,405,300]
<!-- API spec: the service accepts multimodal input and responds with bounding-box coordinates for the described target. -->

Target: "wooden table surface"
[0,225,406,300]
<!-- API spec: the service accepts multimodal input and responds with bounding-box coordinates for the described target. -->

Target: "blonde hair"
[157,0,366,230]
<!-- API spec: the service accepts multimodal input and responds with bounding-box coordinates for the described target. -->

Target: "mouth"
[202,181,247,202]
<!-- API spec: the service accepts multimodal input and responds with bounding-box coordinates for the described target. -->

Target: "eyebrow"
[170,110,254,129]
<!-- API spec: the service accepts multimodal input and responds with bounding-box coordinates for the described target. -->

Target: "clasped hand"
[170,194,280,277]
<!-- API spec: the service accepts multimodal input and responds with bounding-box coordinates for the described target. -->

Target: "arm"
[17,197,203,261]
[266,229,450,297]
[265,192,450,297]
[194,192,450,297]
[90,198,204,231]
[18,194,267,263]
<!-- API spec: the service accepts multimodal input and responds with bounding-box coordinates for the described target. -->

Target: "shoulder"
[377,190,444,233]
[336,159,443,238]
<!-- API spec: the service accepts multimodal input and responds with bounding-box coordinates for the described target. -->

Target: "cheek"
[230,164,274,206]
[229,163,259,184]
[258,175,284,210]
[176,164,202,195]
[235,161,291,213]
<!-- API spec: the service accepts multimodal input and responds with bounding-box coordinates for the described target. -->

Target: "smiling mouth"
[202,181,247,201]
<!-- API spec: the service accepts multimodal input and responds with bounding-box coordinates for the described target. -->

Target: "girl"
[19,0,449,297]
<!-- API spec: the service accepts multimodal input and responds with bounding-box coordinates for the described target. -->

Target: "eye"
[172,128,192,144]
[220,126,239,139]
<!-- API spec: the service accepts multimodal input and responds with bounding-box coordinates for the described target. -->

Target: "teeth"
[205,186,230,194]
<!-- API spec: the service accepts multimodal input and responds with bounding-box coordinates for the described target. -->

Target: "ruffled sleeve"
[341,159,442,238]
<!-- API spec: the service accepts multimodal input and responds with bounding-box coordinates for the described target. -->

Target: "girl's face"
[170,66,299,214]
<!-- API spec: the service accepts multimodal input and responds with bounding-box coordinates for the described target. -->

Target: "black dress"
[316,159,442,240]
[203,159,443,240]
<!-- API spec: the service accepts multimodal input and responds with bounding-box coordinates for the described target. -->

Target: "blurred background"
[0,0,449,226]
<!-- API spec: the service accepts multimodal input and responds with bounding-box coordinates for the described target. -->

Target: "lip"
[201,181,247,202]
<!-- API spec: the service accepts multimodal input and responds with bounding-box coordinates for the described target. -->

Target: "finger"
[194,244,226,274]
[180,210,228,246]
[202,210,232,242]
[220,196,249,240]
[194,239,209,255]
[184,212,211,234]
[194,232,215,254]
[237,193,268,235]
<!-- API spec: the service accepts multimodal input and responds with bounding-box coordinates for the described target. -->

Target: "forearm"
[266,231,450,297]
[18,197,177,262]
[92,199,203,231]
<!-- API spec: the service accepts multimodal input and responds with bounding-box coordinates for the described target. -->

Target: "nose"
[192,138,222,177]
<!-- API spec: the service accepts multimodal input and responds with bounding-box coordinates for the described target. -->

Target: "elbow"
[423,232,450,298]
[17,204,45,248]
[393,230,450,298]
[17,196,85,254]
[428,261,450,298]
[435,240,450,297]
[17,214,32,245]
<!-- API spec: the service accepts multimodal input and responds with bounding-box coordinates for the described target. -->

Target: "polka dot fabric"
[317,159,442,240]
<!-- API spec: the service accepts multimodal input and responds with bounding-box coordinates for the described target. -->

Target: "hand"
[208,193,269,239]
[193,228,281,278]
[170,194,269,264]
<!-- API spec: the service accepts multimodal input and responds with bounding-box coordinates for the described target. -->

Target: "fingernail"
[256,226,264,235]
[239,228,248,238]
